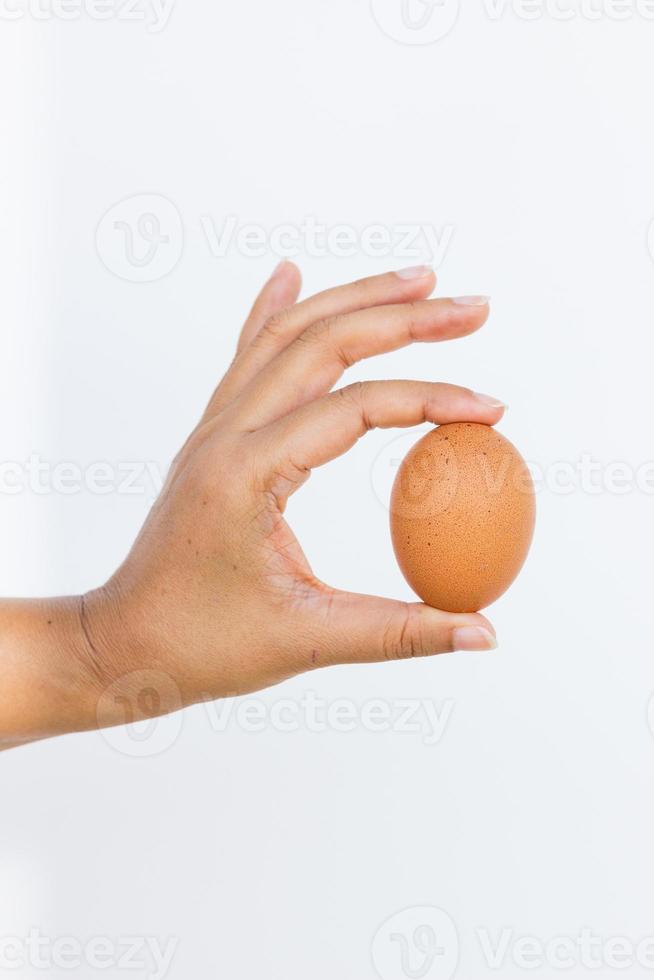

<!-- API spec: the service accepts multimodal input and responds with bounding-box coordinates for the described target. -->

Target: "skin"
[0,263,505,750]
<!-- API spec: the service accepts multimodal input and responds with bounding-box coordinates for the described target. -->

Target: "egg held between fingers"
[390,423,536,613]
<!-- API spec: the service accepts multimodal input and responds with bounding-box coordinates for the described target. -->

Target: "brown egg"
[390,423,535,613]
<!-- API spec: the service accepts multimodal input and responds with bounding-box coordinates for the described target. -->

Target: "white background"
[2,1,654,977]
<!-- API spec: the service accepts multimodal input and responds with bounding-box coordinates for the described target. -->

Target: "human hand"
[79,265,505,725]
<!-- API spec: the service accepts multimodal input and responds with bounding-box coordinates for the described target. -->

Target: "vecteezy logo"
[370,0,460,45]
[96,194,183,283]
[370,427,460,520]
[648,219,654,268]
[372,907,459,980]
[96,669,184,758]
[648,693,654,740]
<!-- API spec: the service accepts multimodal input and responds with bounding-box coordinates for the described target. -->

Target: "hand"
[80,263,503,726]
[0,264,506,747]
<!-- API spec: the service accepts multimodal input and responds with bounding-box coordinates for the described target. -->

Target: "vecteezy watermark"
[483,0,654,21]
[476,928,654,971]
[371,0,460,45]
[0,0,176,31]
[372,907,460,980]
[370,428,654,516]
[0,930,178,979]
[96,672,457,759]
[647,692,654,741]
[199,214,453,265]
[647,217,654,267]
[96,670,185,758]
[6,445,654,502]
[202,693,455,746]
[371,0,654,44]
[95,194,454,283]
[372,907,654,976]
[96,194,184,283]
[0,455,166,498]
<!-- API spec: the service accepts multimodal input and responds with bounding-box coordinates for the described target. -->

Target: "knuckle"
[335,382,373,429]
[258,308,294,345]
[383,604,429,661]
[422,382,458,412]
[337,379,366,404]
[299,317,333,347]
[403,300,422,337]
[297,315,354,368]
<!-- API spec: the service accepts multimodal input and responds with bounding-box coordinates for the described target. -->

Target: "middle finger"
[227,296,490,431]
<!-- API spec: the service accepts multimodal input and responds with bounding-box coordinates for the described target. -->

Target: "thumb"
[309,590,497,667]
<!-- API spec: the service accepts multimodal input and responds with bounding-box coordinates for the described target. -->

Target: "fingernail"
[474,392,508,410]
[452,295,490,306]
[452,627,498,652]
[395,265,433,281]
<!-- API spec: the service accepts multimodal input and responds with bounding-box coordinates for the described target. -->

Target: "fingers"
[198,262,302,427]
[229,297,491,431]
[243,264,436,358]
[236,261,302,354]
[202,266,436,423]
[256,381,506,503]
[302,590,497,669]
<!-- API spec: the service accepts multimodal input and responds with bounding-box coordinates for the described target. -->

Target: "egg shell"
[390,423,535,613]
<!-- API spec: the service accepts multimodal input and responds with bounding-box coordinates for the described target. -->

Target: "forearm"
[0,597,100,748]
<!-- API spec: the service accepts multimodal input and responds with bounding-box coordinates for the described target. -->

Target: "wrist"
[78,583,184,734]
[0,596,107,746]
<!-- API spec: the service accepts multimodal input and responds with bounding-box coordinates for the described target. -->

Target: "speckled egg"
[390,423,535,613]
